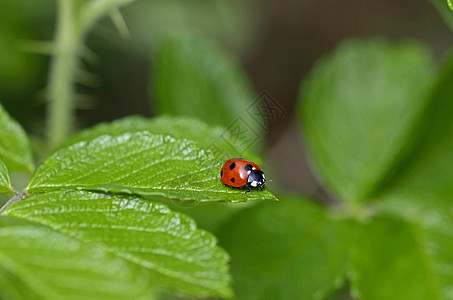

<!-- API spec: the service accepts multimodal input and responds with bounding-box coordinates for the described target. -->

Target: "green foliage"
[0,159,12,195]
[1,101,278,298]
[449,0,453,10]
[5,190,232,298]
[373,51,453,206]
[370,52,453,299]
[0,159,13,195]
[301,39,433,204]
[217,195,352,300]
[293,39,453,299]
[0,224,154,300]
[0,103,34,173]
[29,130,275,203]
[152,34,263,152]
[349,217,444,300]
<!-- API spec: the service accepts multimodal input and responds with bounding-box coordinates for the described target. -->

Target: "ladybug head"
[247,170,266,189]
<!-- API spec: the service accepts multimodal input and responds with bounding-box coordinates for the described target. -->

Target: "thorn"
[75,68,100,87]
[92,25,121,41]
[80,46,99,65]
[109,7,130,38]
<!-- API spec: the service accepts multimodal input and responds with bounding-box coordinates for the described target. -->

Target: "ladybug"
[220,158,266,193]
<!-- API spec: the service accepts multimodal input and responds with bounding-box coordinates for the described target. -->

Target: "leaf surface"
[5,190,232,298]
[300,39,433,203]
[349,216,447,300]
[0,104,34,172]
[0,224,154,300]
[217,195,351,300]
[0,158,13,195]
[28,131,276,203]
[371,52,453,211]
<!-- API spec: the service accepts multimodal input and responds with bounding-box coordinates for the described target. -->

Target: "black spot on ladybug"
[229,162,236,170]
[245,164,253,172]
[231,178,235,183]
[220,170,223,178]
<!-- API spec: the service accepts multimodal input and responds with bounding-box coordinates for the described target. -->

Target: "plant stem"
[0,193,27,215]
[47,0,80,150]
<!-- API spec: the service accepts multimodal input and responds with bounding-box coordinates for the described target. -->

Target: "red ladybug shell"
[220,158,261,188]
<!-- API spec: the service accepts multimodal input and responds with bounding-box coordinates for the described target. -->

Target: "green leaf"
[0,224,154,300]
[349,216,448,300]
[152,33,263,152]
[429,0,453,30]
[0,158,13,195]
[370,51,453,209]
[0,104,34,173]
[67,115,260,163]
[5,190,232,298]
[300,39,433,203]
[28,131,276,203]
[216,195,351,299]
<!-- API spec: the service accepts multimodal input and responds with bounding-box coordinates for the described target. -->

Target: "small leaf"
[0,104,34,172]
[0,224,154,300]
[349,217,446,300]
[5,190,232,298]
[28,131,276,203]
[300,39,433,203]
[152,34,263,152]
[0,159,13,195]
[217,195,351,299]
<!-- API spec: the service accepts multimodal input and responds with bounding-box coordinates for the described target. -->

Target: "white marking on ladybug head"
[250,181,258,187]
[252,167,256,170]
[247,170,251,175]
[262,174,266,179]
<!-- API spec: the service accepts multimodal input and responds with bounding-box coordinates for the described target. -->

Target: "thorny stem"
[0,193,27,215]
[46,0,80,150]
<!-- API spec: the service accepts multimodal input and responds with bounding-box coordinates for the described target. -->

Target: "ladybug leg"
[245,185,251,193]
